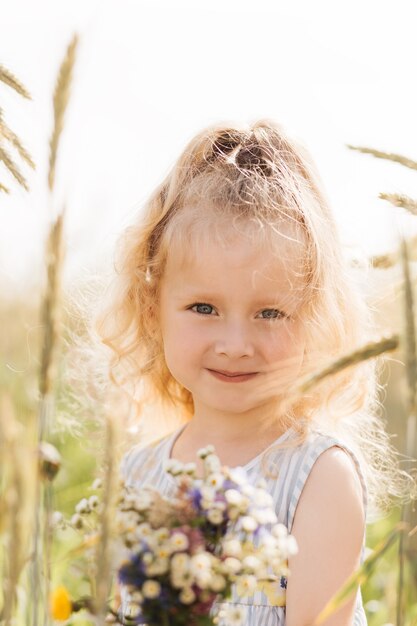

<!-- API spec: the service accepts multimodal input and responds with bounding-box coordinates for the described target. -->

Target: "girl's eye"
[189,304,287,319]
[190,303,216,315]
[257,309,286,320]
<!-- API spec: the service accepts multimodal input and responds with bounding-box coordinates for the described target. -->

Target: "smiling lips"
[207,369,258,383]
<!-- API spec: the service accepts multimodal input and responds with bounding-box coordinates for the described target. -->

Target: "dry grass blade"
[0,394,34,626]
[346,144,417,172]
[0,182,10,193]
[397,236,417,626]
[48,34,79,192]
[39,211,66,399]
[0,64,32,99]
[400,237,417,414]
[311,522,408,625]
[379,192,417,216]
[0,118,36,169]
[95,415,119,621]
[0,145,29,191]
[292,335,399,397]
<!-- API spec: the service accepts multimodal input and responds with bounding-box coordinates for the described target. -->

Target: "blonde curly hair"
[92,118,415,519]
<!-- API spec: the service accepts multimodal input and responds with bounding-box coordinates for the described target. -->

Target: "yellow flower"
[50,586,73,621]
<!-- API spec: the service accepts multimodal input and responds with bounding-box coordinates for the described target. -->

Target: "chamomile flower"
[217,605,245,625]
[204,454,222,474]
[146,557,169,576]
[236,574,258,596]
[189,552,212,577]
[179,586,196,604]
[221,557,242,575]
[210,573,227,592]
[171,552,190,573]
[222,538,242,558]
[197,445,215,459]
[169,531,189,552]
[207,508,224,525]
[241,515,258,532]
[75,498,90,514]
[206,472,225,488]
[242,555,262,573]
[141,580,161,599]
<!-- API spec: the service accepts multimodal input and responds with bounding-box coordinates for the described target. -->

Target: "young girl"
[94,119,412,625]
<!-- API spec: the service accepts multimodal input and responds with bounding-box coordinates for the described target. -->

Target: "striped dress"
[119,423,369,625]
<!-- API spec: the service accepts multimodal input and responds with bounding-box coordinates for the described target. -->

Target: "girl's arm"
[286,447,366,626]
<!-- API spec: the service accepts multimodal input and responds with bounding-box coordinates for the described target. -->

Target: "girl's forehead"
[162,221,308,297]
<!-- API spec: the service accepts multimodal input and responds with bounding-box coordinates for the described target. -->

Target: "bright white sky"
[1,0,417,296]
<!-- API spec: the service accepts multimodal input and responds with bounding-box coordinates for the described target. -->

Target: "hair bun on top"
[210,130,242,159]
[235,144,273,177]
[208,129,273,177]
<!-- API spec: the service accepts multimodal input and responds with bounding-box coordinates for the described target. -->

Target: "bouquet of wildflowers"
[115,444,298,626]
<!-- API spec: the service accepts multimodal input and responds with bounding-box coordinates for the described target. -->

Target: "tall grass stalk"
[346,144,417,172]
[397,237,417,626]
[28,34,79,626]
[0,394,34,626]
[94,412,119,623]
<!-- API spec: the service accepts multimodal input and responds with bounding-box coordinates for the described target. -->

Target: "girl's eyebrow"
[174,291,293,305]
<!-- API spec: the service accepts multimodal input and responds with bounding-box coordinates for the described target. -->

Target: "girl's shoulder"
[282,424,369,531]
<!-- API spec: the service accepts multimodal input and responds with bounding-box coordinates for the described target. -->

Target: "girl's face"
[158,224,308,421]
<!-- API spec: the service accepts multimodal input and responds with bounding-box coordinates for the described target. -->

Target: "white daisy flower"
[286,535,298,555]
[251,508,277,525]
[204,454,222,474]
[88,495,99,509]
[227,467,248,485]
[154,543,170,558]
[253,489,273,507]
[242,555,262,573]
[210,573,227,592]
[221,557,242,575]
[171,552,190,573]
[197,445,215,459]
[241,515,258,532]
[224,489,244,506]
[179,586,196,604]
[200,485,216,501]
[218,605,245,625]
[222,539,242,558]
[137,522,154,538]
[155,527,170,542]
[146,557,169,576]
[201,498,215,511]
[271,523,288,539]
[206,472,225,488]
[75,498,90,514]
[241,484,256,498]
[236,574,258,596]
[163,458,184,475]
[135,491,153,511]
[169,531,189,552]
[171,570,194,589]
[190,552,212,576]
[207,508,224,525]
[195,570,213,589]
[141,580,161,599]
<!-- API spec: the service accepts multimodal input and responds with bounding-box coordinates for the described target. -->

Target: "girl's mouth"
[207,369,258,383]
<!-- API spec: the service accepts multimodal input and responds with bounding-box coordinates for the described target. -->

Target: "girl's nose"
[214,323,255,358]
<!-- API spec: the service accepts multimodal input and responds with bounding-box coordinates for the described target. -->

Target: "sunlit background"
[1,0,417,298]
